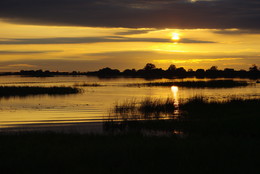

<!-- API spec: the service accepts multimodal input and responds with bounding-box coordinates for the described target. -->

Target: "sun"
[171,32,180,41]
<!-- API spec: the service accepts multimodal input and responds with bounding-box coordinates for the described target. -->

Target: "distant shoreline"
[1,64,259,79]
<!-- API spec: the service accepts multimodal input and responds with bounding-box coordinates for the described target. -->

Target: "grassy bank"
[0,86,81,97]
[127,80,249,88]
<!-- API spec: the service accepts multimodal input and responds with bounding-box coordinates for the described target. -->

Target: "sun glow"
[172,33,180,41]
[171,86,179,94]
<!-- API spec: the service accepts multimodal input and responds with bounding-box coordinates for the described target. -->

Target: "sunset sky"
[0,0,260,72]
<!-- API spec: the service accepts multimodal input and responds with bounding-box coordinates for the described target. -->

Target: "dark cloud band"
[0,0,260,29]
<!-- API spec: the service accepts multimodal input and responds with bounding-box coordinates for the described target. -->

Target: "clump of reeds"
[0,86,81,97]
[114,99,138,113]
[139,98,175,114]
[127,80,249,88]
[112,98,176,120]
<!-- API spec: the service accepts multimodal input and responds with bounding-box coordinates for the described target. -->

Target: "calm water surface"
[0,76,259,130]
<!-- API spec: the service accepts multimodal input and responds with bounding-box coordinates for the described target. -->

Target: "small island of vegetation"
[0,86,81,98]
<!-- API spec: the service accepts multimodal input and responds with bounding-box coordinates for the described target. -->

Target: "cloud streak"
[1,50,259,71]
[0,0,260,29]
[0,36,215,45]
[115,29,155,35]
[213,29,260,35]
[0,50,62,54]
[8,64,36,67]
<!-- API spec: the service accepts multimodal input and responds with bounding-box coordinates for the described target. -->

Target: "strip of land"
[127,80,250,88]
[0,86,81,97]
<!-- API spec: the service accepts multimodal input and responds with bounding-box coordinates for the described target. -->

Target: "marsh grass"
[127,80,249,88]
[106,96,260,137]
[114,99,138,113]
[180,96,260,119]
[113,98,176,120]
[139,98,175,115]
[0,86,81,97]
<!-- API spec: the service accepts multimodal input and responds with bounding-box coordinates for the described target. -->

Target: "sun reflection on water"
[171,86,179,116]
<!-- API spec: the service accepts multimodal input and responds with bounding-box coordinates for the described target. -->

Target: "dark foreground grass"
[0,86,81,97]
[0,133,260,174]
[1,97,259,173]
[127,80,249,88]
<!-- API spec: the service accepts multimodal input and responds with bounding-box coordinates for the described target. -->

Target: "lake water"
[0,76,259,132]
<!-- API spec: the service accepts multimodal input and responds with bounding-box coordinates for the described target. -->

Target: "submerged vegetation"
[127,80,250,88]
[0,86,81,97]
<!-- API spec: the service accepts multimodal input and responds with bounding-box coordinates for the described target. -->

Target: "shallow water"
[0,76,259,130]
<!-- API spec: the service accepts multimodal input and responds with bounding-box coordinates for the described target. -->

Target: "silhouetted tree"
[249,64,258,72]
[72,71,78,75]
[36,69,43,73]
[167,64,176,71]
[196,69,205,73]
[97,67,120,76]
[224,68,234,72]
[144,63,156,71]
[209,66,218,71]
[123,69,136,76]
[195,69,205,77]
[175,67,186,75]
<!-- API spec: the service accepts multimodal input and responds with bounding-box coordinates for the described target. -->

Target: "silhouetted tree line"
[0,70,84,77]
[0,64,259,79]
[87,63,260,79]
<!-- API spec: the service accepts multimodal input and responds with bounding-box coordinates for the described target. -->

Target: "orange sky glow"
[0,0,260,72]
